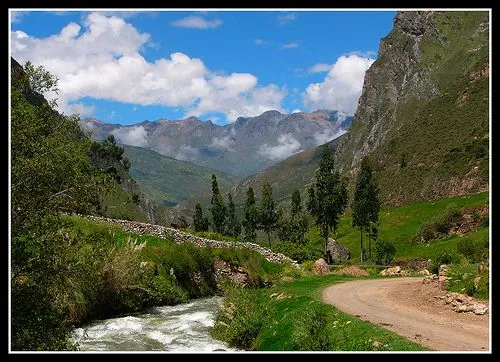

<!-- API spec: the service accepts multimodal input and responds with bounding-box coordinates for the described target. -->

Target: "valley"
[10,9,490,353]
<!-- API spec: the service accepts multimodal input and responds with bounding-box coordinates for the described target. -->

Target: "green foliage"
[226,193,242,237]
[411,204,463,243]
[271,242,321,263]
[430,250,461,274]
[456,236,488,263]
[291,304,333,351]
[211,287,268,349]
[278,189,310,245]
[243,187,259,242]
[307,145,348,254]
[193,202,210,232]
[374,239,397,265]
[258,183,278,248]
[212,275,426,351]
[210,174,227,234]
[352,156,381,262]
[446,263,489,300]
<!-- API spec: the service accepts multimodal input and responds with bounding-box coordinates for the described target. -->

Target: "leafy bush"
[430,250,460,274]
[374,239,397,265]
[291,304,333,351]
[456,237,488,263]
[411,204,463,243]
[211,287,268,349]
[271,241,322,263]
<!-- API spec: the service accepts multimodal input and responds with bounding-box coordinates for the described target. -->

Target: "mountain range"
[80,110,352,177]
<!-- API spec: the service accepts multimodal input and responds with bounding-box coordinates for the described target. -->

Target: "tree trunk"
[360,227,363,263]
[368,227,372,261]
[267,232,271,248]
[324,233,328,258]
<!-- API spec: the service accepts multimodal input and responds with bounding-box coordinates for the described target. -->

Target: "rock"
[380,266,401,276]
[456,304,468,313]
[474,303,488,315]
[372,340,381,349]
[418,269,430,276]
[438,275,449,290]
[455,294,468,303]
[326,239,350,264]
[438,264,449,276]
[314,258,329,275]
[474,276,482,288]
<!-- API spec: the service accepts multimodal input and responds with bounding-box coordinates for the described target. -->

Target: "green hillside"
[334,11,489,206]
[122,145,239,207]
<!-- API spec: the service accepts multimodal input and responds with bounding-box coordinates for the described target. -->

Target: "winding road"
[322,277,490,351]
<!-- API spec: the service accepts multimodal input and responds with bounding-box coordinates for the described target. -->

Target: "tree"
[352,156,381,262]
[259,183,278,248]
[307,145,348,256]
[193,202,209,232]
[242,187,258,242]
[226,193,242,237]
[210,174,227,234]
[278,189,309,244]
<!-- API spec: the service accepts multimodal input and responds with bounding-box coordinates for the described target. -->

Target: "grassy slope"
[122,144,239,207]
[335,11,489,207]
[303,192,488,261]
[214,274,426,351]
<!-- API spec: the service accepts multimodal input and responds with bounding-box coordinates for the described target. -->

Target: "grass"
[212,274,428,351]
[302,192,488,261]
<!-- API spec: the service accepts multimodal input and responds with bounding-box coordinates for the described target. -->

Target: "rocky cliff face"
[334,11,489,205]
[81,109,351,177]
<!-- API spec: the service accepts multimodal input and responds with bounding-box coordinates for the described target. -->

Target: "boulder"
[438,275,449,290]
[326,239,350,264]
[438,264,449,276]
[474,303,488,315]
[418,269,430,276]
[380,266,401,276]
[314,258,329,275]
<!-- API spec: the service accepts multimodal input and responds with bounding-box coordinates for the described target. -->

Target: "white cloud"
[308,63,332,73]
[175,144,199,161]
[111,126,148,147]
[277,13,296,25]
[282,42,299,49]
[11,11,27,24]
[303,54,375,115]
[291,108,301,114]
[171,16,222,29]
[66,102,96,117]
[210,132,235,151]
[258,134,302,161]
[313,129,347,146]
[11,12,285,122]
[254,38,268,45]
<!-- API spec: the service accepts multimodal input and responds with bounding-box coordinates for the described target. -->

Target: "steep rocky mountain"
[80,110,351,177]
[334,11,489,206]
[173,136,344,223]
[122,145,239,207]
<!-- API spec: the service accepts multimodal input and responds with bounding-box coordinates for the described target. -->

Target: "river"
[71,297,237,352]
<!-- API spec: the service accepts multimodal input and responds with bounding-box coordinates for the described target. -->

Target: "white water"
[71,297,237,352]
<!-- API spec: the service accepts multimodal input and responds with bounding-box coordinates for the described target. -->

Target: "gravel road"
[322,277,489,351]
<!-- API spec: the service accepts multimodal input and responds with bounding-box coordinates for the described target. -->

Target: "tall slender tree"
[279,189,309,244]
[226,193,241,237]
[259,183,278,248]
[210,174,227,234]
[307,145,348,256]
[242,187,258,242]
[352,156,380,262]
[193,202,209,232]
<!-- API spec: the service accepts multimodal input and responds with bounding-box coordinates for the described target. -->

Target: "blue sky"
[11,10,395,125]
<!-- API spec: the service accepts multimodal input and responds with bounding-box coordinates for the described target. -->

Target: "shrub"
[211,287,268,349]
[374,239,397,265]
[430,250,460,274]
[271,241,322,263]
[291,304,333,351]
[456,237,489,263]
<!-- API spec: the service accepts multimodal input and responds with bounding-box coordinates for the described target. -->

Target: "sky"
[10,9,396,126]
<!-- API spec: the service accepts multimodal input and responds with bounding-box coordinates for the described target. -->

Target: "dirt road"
[322,277,489,351]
